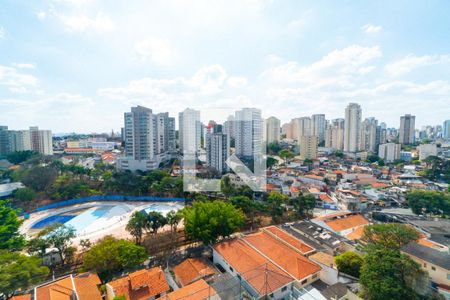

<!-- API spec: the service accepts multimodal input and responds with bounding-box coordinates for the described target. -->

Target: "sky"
[1,0,450,133]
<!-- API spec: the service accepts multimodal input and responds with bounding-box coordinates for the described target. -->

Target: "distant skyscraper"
[29,126,53,155]
[300,135,318,160]
[205,125,229,174]
[235,108,262,159]
[399,114,415,144]
[378,143,400,163]
[124,106,154,160]
[311,114,326,144]
[344,103,362,153]
[325,119,344,150]
[281,123,293,139]
[444,120,450,140]
[179,108,201,154]
[359,117,378,153]
[0,126,10,156]
[119,106,174,171]
[265,116,280,144]
[418,144,437,160]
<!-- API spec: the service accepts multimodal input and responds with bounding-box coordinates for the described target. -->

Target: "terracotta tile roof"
[243,231,321,281]
[325,215,369,233]
[173,258,215,287]
[263,226,314,254]
[73,273,102,300]
[309,252,335,268]
[213,239,294,296]
[314,211,352,221]
[108,267,169,300]
[163,279,216,300]
[346,226,366,240]
[35,276,74,300]
[308,187,321,194]
[319,194,334,203]
[304,175,324,181]
[11,295,32,300]
[35,273,102,300]
[290,186,300,193]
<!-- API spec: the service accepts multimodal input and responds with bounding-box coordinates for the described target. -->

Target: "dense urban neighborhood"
[0,104,449,300]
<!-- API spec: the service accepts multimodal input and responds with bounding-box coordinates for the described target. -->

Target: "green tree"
[0,200,25,250]
[146,211,167,234]
[83,236,147,280]
[266,157,278,169]
[291,194,316,216]
[6,150,36,164]
[267,191,288,219]
[126,211,148,244]
[279,149,294,165]
[360,224,424,300]
[334,251,363,278]
[360,249,423,300]
[21,166,58,191]
[407,190,450,217]
[0,250,49,299]
[183,200,244,244]
[166,210,182,232]
[363,223,419,250]
[36,224,76,267]
[13,187,36,202]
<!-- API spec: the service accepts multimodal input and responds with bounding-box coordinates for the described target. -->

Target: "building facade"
[344,103,362,153]
[300,136,318,160]
[311,114,326,144]
[264,116,280,144]
[399,114,416,144]
[235,108,262,159]
[378,143,401,163]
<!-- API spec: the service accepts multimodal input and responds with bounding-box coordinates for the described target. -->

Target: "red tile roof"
[172,258,215,286]
[162,279,216,300]
[243,231,321,281]
[319,194,334,203]
[108,267,169,300]
[213,239,294,296]
[263,226,314,254]
[325,215,369,233]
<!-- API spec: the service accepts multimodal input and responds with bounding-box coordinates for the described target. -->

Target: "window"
[281,286,287,292]
[423,263,427,267]
[312,274,318,279]
[229,267,234,272]
[301,279,307,285]
[431,266,436,271]
[447,274,450,280]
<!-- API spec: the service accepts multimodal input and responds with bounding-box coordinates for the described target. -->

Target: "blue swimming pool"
[65,207,108,233]
[31,215,75,229]
[143,203,183,215]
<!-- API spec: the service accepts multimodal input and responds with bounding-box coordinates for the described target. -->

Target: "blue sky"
[1,0,449,133]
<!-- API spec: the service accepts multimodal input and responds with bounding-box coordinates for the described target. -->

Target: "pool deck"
[21,201,184,247]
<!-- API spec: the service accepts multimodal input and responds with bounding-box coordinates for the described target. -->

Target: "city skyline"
[1,0,450,132]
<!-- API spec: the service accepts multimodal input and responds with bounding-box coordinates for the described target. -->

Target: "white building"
[264,116,280,144]
[179,108,202,154]
[378,143,401,163]
[235,108,262,159]
[418,144,437,160]
[443,120,450,140]
[325,119,344,150]
[344,103,362,153]
[206,131,229,173]
[360,117,378,153]
[311,114,326,144]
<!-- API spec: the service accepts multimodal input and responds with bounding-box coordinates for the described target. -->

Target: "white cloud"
[385,54,450,76]
[0,64,38,93]
[0,26,5,39]
[12,63,36,69]
[134,37,178,66]
[56,12,114,33]
[36,10,47,20]
[362,23,382,34]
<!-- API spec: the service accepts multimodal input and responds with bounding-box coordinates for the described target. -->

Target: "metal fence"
[34,195,187,212]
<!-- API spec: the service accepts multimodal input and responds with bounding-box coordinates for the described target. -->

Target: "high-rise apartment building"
[359,117,378,153]
[264,116,280,144]
[418,144,437,160]
[29,127,53,155]
[205,125,229,174]
[235,108,262,159]
[325,119,344,150]
[378,143,401,163]
[399,114,415,144]
[0,126,10,156]
[300,136,318,160]
[179,108,201,154]
[281,123,293,140]
[119,106,174,171]
[444,120,450,140]
[311,114,326,144]
[344,103,362,153]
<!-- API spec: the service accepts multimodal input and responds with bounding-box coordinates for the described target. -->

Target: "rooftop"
[402,242,450,270]
[323,214,369,233]
[163,279,216,300]
[172,258,215,287]
[263,226,315,254]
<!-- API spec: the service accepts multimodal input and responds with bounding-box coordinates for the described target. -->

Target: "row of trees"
[407,190,450,217]
[334,223,436,300]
